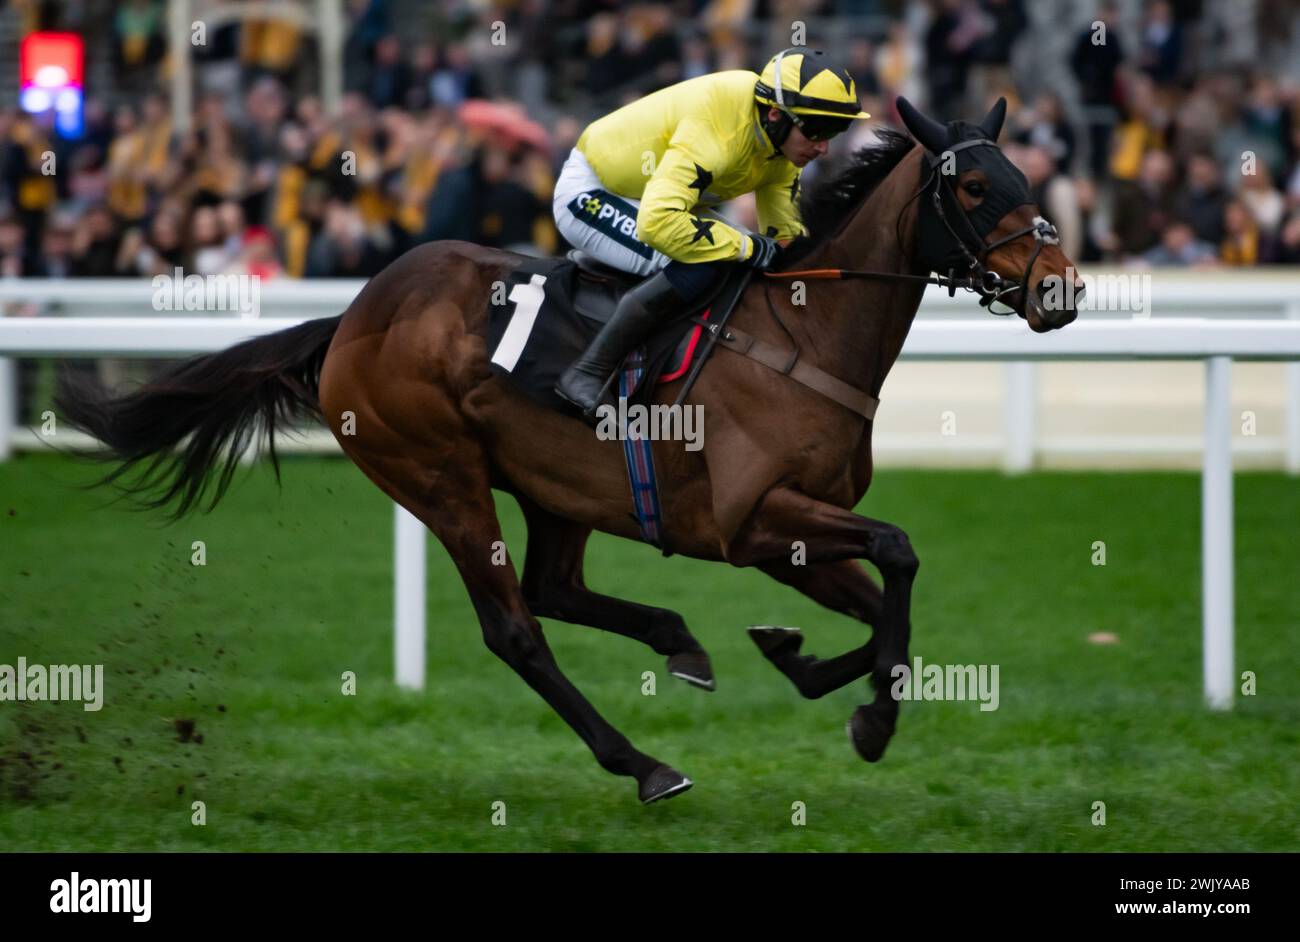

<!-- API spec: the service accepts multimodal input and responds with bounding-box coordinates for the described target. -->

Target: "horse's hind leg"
[517,496,715,690]
[354,447,693,804]
[749,559,883,699]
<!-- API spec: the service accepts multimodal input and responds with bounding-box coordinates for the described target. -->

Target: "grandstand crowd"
[2,0,1299,293]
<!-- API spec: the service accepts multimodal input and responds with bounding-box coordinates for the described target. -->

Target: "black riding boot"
[555,269,682,419]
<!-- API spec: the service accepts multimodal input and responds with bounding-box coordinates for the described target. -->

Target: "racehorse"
[57,97,1081,803]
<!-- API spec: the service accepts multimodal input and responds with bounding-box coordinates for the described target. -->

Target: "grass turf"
[0,453,1297,851]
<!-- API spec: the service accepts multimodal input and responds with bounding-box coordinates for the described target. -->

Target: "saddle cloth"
[485,254,719,411]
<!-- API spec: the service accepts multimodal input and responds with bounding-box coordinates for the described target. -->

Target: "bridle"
[765,137,1060,315]
[919,138,1060,313]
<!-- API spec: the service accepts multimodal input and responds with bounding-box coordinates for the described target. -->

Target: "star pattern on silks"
[787,175,800,204]
[687,214,716,245]
[688,163,714,195]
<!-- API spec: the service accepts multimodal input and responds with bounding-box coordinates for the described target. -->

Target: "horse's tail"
[55,315,344,518]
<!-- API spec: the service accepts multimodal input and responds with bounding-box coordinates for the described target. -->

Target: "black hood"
[896,97,1034,272]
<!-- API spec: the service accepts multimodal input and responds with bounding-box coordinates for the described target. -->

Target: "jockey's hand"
[742,233,782,272]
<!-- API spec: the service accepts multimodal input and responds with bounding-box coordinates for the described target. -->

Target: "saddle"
[485,250,748,412]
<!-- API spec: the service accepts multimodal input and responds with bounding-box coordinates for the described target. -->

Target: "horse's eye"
[963,181,986,198]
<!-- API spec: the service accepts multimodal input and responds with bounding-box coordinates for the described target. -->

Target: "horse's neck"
[791,147,928,398]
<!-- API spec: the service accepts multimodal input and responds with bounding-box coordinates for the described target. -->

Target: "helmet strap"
[757,102,794,151]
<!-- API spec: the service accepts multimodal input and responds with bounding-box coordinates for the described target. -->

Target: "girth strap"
[692,317,879,420]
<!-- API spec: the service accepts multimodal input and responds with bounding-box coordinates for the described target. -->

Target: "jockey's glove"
[742,233,782,271]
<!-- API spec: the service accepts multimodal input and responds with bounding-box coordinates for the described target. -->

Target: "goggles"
[792,113,853,141]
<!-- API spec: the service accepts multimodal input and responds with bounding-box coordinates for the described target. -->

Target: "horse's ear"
[979,97,1007,141]
[895,96,948,154]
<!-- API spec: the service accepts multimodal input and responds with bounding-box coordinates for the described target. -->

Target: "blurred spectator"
[878,21,922,104]
[307,201,384,277]
[968,0,1026,116]
[120,209,185,278]
[1143,220,1217,266]
[368,35,413,110]
[431,44,484,108]
[1239,163,1287,236]
[190,205,236,275]
[0,214,35,277]
[1074,176,1111,262]
[1239,75,1291,183]
[1109,73,1166,182]
[926,0,983,122]
[1178,153,1228,246]
[406,44,439,111]
[69,204,124,277]
[241,11,302,82]
[681,33,715,82]
[4,112,57,253]
[845,38,881,101]
[1010,91,1075,175]
[113,0,165,94]
[1220,200,1263,266]
[1274,213,1300,264]
[30,213,77,278]
[1138,0,1183,85]
[229,225,285,280]
[1113,150,1179,258]
[1070,1,1125,179]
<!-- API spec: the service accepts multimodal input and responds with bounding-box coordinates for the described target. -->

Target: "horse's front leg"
[750,559,882,699]
[726,487,919,762]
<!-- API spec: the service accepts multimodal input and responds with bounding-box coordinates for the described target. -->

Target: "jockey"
[552,48,870,417]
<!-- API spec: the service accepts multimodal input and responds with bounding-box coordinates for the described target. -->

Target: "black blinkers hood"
[896,97,1035,272]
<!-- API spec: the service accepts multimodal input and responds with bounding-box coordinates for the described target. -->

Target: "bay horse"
[57,97,1081,803]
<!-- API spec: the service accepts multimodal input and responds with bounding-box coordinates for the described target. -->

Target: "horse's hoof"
[639,764,694,804]
[667,651,715,691]
[747,625,804,659]
[847,703,897,763]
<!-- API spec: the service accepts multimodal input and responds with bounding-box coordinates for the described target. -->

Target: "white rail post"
[1286,303,1300,475]
[393,503,426,690]
[0,354,13,462]
[1003,361,1036,473]
[318,0,345,117]
[1202,356,1234,711]
[168,0,193,136]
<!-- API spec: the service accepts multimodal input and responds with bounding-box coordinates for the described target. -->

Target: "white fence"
[4,299,1300,710]
[2,274,1299,471]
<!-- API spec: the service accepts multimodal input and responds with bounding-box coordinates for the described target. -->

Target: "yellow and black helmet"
[754,48,870,142]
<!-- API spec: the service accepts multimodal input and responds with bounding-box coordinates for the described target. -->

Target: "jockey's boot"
[555,269,681,420]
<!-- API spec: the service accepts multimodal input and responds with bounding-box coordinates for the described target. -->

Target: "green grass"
[1,453,1297,851]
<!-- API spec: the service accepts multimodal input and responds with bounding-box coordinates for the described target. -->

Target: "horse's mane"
[777,128,916,269]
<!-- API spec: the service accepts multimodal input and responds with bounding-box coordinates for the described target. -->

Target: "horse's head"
[896,96,1081,332]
